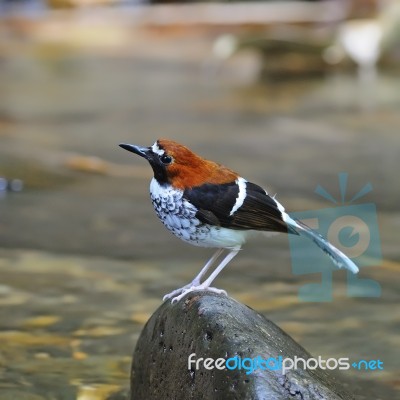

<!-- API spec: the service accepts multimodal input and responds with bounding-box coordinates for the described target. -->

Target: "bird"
[119,139,359,304]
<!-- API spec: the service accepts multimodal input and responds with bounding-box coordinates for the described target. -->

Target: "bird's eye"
[160,154,173,165]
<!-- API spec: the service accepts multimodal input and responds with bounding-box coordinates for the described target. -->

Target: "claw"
[163,288,185,301]
[165,285,228,304]
[163,282,196,301]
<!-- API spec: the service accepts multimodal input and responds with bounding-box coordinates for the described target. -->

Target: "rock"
[131,291,354,400]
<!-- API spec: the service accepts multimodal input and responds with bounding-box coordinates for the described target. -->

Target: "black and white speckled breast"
[149,178,211,245]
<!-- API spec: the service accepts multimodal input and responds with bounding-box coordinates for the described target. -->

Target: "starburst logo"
[288,173,382,302]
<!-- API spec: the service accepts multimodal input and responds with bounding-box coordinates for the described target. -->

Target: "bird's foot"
[162,282,197,302]
[163,285,227,304]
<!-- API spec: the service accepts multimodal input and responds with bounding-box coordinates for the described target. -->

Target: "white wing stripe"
[230,177,247,216]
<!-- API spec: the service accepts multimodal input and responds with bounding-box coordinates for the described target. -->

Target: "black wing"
[184,181,295,234]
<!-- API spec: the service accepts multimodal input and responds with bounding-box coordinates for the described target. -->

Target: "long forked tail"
[286,218,359,274]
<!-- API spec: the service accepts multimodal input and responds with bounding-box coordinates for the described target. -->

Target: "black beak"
[119,143,150,159]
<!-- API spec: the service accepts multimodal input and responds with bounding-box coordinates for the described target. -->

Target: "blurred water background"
[0,0,400,399]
